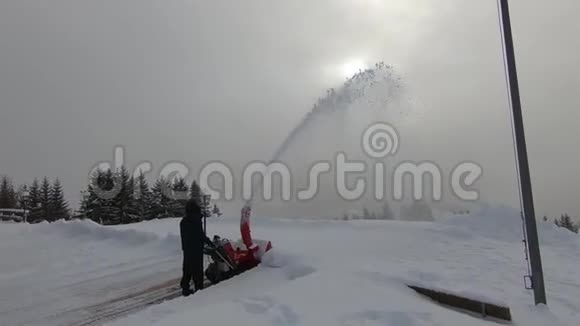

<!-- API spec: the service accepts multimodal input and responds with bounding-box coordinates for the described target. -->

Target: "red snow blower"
[203,204,272,284]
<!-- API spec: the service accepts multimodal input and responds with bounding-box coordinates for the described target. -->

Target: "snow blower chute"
[203,204,272,284]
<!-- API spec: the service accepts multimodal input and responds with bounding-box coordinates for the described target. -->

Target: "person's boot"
[182,288,193,297]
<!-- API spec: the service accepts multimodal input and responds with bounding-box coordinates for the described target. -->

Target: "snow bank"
[439,205,580,247]
[28,219,181,249]
[437,205,523,241]
[261,249,317,281]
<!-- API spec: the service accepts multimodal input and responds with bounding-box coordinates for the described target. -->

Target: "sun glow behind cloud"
[340,59,368,79]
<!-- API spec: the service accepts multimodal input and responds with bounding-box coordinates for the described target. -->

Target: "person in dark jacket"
[180,199,212,296]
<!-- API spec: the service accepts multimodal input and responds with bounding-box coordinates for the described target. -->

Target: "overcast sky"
[0,0,578,219]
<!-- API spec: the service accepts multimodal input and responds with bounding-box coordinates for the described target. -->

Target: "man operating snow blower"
[180,199,213,296]
[180,197,273,297]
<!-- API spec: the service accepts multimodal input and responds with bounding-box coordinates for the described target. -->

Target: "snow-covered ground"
[1,207,579,326]
[0,220,183,326]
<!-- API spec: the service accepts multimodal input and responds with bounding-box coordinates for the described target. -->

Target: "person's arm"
[203,233,214,247]
[194,214,214,248]
[199,221,214,247]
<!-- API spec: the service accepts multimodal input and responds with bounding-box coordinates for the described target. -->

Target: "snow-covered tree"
[15,184,28,209]
[0,176,17,209]
[29,178,41,210]
[190,180,202,204]
[82,169,121,224]
[79,171,106,224]
[151,178,172,219]
[78,168,141,225]
[169,177,189,217]
[40,177,52,221]
[134,171,153,221]
[212,204,223,218]
[50,179,69,220]
[112,167,138,224]
[555,214,578,234]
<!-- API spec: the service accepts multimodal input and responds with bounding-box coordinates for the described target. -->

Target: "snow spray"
[245,62,404,206]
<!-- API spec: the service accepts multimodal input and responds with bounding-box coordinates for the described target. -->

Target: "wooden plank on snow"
[407,285,512,322]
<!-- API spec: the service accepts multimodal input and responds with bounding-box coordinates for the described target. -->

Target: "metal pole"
[202,194,210,236]
[499,0,547,305]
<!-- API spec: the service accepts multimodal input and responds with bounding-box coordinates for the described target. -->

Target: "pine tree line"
[0,176,18,209]
[341,200,435,221]
[78,168,221,225]
[343,202,395,220]
[550,213,579,234]
[0,175,70,222]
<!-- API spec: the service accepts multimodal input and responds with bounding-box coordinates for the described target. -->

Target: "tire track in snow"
[53,277,183,326]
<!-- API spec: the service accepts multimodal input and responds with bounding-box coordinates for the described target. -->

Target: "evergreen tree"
[29,178,41,209]
[127,175,139,222]
[0,176,7,209]
[190,180,202,204]
[134,171,153,221]
[102,170,120,225]
[40,177,52,221]
[15,184,27,209]
[91,169,120,224]
[50,179,70,220]
[7,182,17,209]
[554,214,579,234]
[212,204,222,218]
[169,177,189,217]
[0,176,17,209]
[78,187,92,221]
[79,171,105,224]
[112,167,137,224]
[27,179,43,221]
[151,178,172,219]
[173,177,189,200]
